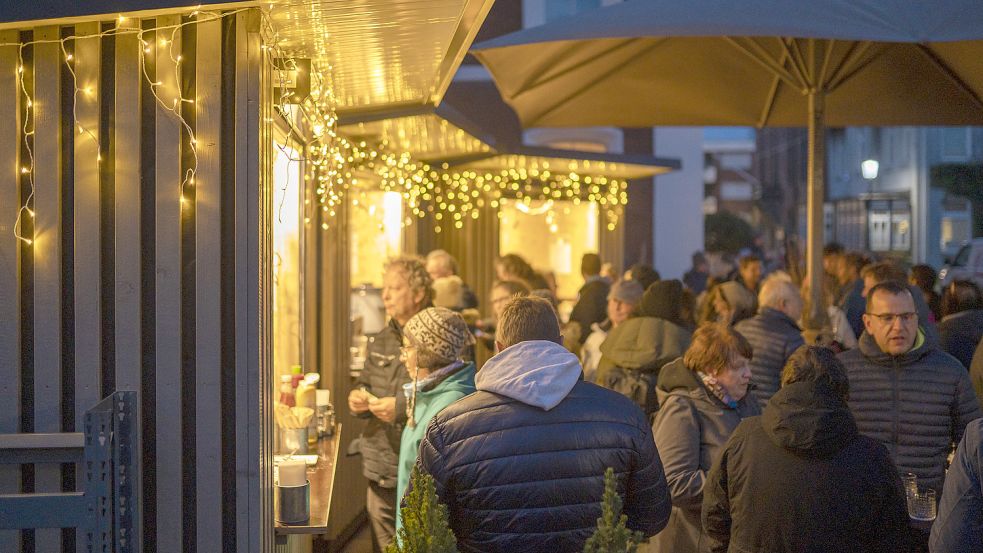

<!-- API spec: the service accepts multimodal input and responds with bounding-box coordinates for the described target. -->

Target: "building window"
[544,0,601,21]
[720,181,753,201]
[941,128,972,161]
[718,153,753,171]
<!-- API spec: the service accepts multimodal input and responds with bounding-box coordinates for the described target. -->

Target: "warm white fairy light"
[12,44,35,245]
[3,4,631,246]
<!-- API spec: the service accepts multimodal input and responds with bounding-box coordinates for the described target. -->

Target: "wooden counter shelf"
[274,424,341,536]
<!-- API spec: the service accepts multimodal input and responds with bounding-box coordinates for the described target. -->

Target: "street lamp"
[862,159,879,195]
[861,159,879,180]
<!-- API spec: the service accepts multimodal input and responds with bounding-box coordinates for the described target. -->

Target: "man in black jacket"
[838,281,982,551]
[703,346,909,553]
[569,253,610,344]
[348,256,432,551]
[417,296,671,552]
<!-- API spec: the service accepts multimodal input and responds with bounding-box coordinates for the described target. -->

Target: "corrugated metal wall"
[0,9,273,553]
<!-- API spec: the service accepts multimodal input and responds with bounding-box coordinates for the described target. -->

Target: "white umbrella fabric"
[472,0,983,328]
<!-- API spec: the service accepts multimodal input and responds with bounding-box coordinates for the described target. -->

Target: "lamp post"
[861,159,879,193]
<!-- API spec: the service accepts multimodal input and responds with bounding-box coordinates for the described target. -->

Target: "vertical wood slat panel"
[260,24,275,553]
[33,25,63,553]
[234,10,265,553]
[193,17,222,553]
[114,31,141,392]
[0,28,22,553]
[153,15,183,553]
[73,22,101,430]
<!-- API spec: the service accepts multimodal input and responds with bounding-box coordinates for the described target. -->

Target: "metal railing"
[0,391,140,553]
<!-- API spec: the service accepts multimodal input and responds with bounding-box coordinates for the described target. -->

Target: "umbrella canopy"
[472,0,983,128]
[472,0,983,330]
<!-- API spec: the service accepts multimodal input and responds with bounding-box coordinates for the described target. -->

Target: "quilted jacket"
[416,340,671,553]
[837,332,982,492]
[735,308,805,410]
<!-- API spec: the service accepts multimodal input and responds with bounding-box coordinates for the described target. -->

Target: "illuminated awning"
[0,0,496,117]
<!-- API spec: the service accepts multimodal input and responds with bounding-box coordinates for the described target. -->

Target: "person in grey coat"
[643,323,760,553]
[735,278,805,410]
[930,417,983,553]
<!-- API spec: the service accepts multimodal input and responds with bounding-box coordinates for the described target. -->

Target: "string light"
[3,4,632,246]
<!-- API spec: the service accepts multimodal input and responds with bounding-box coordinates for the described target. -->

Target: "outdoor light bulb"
[65,54,73,61]
[861,159,879,180]
[21,167,29,174]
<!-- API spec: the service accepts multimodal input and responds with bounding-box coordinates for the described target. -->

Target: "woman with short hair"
[643,323,760,553]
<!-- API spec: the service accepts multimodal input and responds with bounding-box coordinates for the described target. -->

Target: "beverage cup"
[902,473,918,506]
[908,487,937,522]
[281,427,309,454]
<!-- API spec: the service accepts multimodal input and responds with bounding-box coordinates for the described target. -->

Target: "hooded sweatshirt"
[702,380,908,553]
[415,340,671,553]
[475,340,581,410]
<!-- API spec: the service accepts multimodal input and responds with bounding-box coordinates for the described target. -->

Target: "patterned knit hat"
[404,307,475,367]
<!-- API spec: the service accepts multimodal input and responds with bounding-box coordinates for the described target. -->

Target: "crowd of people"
[347,246,983,553]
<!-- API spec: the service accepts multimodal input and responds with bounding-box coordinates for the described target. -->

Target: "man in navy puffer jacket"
[416,296,671,552]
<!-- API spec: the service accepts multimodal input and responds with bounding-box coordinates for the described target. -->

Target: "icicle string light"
[4,3,630,245]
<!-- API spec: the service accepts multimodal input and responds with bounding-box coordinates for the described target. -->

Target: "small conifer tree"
[385,467,458,553]
[583,468,645,553]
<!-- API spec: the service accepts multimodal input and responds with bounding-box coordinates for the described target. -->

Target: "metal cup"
[281,428,309,454]
[276,481,310,524]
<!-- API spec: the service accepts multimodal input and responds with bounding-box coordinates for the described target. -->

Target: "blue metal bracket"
[0,391,141,553]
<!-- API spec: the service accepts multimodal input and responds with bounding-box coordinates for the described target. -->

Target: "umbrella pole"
[804,88,829,337]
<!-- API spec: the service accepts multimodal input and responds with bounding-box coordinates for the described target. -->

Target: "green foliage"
[583,468,645,553]
[705,211,755,254]
[931,163,983,237]
[386,468,458,553]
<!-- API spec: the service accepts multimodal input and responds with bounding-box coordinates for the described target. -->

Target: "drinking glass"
[902,473,918,504]
[908,488,937,522]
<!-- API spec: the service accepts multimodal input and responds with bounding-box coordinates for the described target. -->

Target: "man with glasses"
[838,280,981,551]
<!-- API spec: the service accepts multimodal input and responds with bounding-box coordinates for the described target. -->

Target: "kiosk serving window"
[273,142,305,379]
[499,198,599,304]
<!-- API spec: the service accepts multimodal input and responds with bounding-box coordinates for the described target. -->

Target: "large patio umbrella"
[471,0,983,329]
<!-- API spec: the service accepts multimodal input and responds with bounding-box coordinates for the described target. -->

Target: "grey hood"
[476,340,581,410]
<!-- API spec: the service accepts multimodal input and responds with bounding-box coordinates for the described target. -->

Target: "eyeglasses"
[399,345,417,361]
[866,312,917,325]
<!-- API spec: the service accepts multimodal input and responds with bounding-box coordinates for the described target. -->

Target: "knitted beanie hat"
[403,307,475,368]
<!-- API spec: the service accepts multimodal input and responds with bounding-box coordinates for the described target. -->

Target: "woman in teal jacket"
[395,307,477,534]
